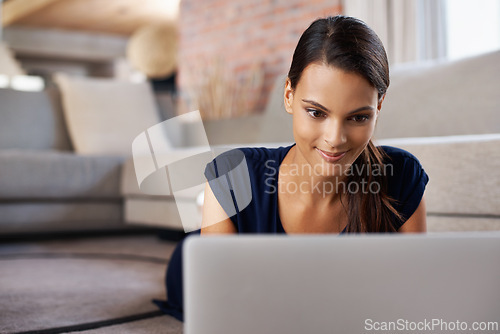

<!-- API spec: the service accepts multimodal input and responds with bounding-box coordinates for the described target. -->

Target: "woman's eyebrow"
[301,99,375,115]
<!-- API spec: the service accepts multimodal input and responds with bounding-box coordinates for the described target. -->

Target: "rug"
[0,234,183,334]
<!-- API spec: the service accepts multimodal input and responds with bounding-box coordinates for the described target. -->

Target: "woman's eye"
[306,109,325,119]
[349,115,370,123]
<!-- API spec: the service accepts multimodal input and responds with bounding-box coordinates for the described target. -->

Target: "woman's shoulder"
[377,145,428,183]
[377,145,429,222]
[232,145,294,164]
[209,145,293,170]
[204,144,294,179]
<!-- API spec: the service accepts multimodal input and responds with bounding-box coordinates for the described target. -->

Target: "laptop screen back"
[184,233,500,334]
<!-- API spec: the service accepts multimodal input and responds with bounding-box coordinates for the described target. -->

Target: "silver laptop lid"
[184,233,500,334]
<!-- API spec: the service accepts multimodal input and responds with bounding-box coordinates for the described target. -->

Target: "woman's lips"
[316,148,348,163]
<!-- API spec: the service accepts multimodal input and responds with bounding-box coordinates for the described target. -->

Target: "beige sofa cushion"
[378,134,500,231]
[0,150,124,199]
[54,74,164,156]
[375,50,500,139]
[0,88,72,150]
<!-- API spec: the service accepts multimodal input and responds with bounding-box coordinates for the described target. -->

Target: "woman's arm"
[200,182,237,234]
[398,195,427,233]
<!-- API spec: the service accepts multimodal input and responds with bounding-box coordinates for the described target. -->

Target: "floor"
[0,232,184,334]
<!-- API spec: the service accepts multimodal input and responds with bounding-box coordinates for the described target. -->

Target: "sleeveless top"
[204,144,429,232]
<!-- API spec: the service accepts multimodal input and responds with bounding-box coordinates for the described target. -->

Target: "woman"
[154,15,429,321]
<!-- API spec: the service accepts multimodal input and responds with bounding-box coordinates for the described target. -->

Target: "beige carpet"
[0,234,183,334]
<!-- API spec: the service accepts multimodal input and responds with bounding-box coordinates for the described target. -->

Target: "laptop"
[184,233,500,334]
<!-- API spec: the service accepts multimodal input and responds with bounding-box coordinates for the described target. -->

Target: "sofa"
[0,89,126,235]
[1,50,499,333]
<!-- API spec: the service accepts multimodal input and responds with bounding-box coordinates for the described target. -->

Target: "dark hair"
[288,15,389,99]
[287,15,402,232]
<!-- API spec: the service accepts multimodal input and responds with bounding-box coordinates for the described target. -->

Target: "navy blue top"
[155,144,430,322]
[204,144,429,232]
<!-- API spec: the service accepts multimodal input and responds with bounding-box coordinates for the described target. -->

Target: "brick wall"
[178,0,342,118]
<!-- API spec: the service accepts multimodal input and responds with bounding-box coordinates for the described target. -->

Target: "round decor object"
[127,23,178,79]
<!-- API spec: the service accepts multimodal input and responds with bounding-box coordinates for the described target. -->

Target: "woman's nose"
[323,119,347,147]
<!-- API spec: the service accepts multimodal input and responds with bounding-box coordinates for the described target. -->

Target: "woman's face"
[284,63,383,177]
